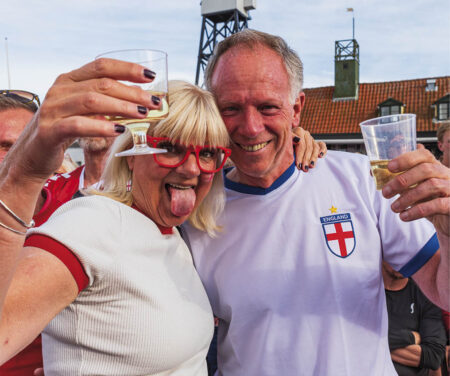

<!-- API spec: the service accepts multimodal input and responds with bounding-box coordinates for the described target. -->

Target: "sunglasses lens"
[11,90,34,101]
[1,90,40,107]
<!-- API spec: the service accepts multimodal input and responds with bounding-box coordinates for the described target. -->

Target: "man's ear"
[292,92,305,128]
[437,141,444,152]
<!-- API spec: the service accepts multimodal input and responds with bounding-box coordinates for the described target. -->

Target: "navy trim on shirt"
[399,233,439,277]
[224,161,296,195]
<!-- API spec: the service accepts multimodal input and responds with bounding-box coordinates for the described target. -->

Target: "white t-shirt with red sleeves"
[184,150,438,376]
[26,195,213,376]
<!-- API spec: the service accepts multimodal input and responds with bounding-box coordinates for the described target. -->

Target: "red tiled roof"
[299,76,450,135]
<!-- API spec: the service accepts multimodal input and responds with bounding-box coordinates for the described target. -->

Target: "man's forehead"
[211,44,291,102]
[214,43,282,70]
[0,108,33,134]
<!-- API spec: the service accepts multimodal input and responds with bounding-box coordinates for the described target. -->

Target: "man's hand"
[382,145,450,235]
[292,127,327,172]
[384,145,450,310]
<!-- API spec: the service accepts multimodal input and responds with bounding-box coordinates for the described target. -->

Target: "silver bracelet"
[0,199,35,229]
[0,220,27,235]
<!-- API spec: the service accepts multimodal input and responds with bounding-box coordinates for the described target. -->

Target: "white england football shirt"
[185,151,438,376]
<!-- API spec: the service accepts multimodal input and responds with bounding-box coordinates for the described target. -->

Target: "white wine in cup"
[360,114,417,190]
[95,49,169,157]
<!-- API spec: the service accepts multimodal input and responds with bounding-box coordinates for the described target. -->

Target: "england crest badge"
[320,212,356,258]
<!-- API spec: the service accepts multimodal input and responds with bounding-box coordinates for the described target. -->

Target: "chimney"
[333,39,359,100]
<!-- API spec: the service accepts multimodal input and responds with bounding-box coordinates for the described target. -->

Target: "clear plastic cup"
[360,114,416,190]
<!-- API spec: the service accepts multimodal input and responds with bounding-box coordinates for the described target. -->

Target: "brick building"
[299,40,450,157]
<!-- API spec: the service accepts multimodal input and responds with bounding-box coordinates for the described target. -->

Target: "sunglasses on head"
[0,90,40,107]
[147,136,231,174]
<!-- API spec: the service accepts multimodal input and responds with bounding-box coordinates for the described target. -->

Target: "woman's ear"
[126,156,135,171]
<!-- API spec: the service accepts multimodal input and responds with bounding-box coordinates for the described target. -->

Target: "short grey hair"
[0,96,38,113]
[204,29,304,103]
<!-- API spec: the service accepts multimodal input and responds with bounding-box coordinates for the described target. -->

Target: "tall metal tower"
[195,0,256,86]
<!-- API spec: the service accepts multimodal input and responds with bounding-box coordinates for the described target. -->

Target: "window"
[433,94,450,121]
[438,102,449,120]
[378,98,404,117]
[426,79,437,92]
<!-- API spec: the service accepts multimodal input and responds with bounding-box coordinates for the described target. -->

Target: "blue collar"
[224,161,296,195]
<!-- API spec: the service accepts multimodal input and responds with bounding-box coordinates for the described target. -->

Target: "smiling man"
[183,29,450,376]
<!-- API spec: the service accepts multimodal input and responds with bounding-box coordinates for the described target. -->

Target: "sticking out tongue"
[168,186,196,217]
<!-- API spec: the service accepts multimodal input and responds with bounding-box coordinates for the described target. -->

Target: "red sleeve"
[0,336,43,375]
[24,234,89,292]
[33,166,84,227]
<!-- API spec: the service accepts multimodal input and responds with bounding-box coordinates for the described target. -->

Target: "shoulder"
[307,150,374,191]
[34,195,163,240]
[28,197,134,274]
[321,150,370,171]
[44,165,84,192]
[32,195,125,237]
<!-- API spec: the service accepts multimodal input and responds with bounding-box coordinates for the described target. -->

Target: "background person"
[437,122,450,168]
[0,74,230,375]
[435,121,450,376]
[0,93,115,375]
[0,91,38,163]
[383,261,446,376]
[184,29,450,376]
[33,135,116,226]
[0,92,43,376]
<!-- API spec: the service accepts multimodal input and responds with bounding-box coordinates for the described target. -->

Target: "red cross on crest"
[321,213,356,258]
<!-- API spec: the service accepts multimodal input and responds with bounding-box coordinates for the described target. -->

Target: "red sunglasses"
[147,136,231,173]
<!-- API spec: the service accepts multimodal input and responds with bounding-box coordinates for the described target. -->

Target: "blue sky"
[1,0,449,101]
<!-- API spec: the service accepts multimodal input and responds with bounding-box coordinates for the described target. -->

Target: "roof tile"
[300,76,450,134]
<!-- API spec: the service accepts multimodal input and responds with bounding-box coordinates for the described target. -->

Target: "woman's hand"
[292,127,327,172]
[3,58,161,183]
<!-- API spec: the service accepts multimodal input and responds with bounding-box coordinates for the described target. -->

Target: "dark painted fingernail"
[304,165,309,171]
[310,161,315,167]
[320,152,324,157]
[137,105,147,114]
[151,95,161,105]
[144,69,156,79]
[114,124,125,133]
[298,163,302,169]
[293,136,300,143]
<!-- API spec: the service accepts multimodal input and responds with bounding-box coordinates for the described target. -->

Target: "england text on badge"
[320,213,356,258]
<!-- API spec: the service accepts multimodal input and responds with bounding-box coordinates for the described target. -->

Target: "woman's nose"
[176,152,200,176]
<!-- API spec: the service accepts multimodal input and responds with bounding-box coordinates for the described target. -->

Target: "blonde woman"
[0,73,230,374]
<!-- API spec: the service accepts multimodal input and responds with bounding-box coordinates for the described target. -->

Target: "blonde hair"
[90,80,230,236]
